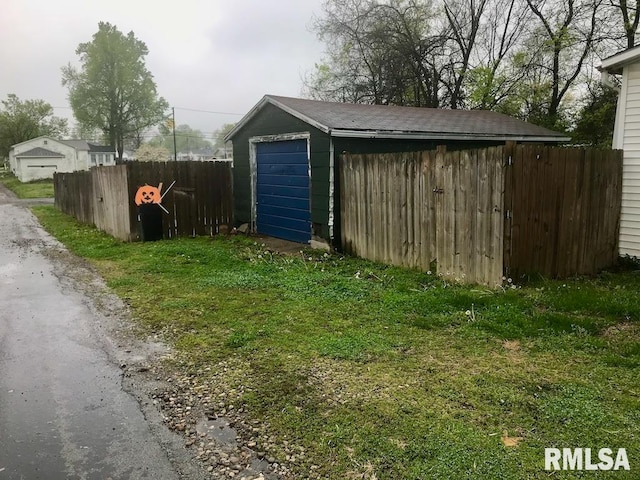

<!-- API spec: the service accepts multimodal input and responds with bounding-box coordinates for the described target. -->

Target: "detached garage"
[14,147,64,182]
[226,95,568,247]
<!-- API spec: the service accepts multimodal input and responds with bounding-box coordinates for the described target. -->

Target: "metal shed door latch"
[433,187,444,194]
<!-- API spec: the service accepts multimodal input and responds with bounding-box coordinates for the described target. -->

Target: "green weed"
[0,171,54,198]
[32,205,640,479]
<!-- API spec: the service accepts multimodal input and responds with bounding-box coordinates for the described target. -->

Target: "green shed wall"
[231,104,332,240]
[231,104,507,246]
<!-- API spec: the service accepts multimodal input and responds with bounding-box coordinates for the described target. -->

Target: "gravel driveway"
[0,183,208,479]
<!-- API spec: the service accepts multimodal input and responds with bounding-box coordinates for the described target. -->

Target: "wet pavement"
[0,185,185,479]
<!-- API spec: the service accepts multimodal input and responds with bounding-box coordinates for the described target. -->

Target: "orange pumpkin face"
[135,184,162,205]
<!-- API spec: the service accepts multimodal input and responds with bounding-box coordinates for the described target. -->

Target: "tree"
[570,84,618,147]
[373,0,448,107]
[610,0,640,48]
[308,0,616,135]
[70,122,102,143]
[62,22,168,161]
[135,144,170,162]
[465,0,534,111]
[213,123,236,149]
[307,0,535,111]
[306,0,446,106]
[0,94,68,159]
[307,0,391,104]
[148,123,212,155]
[443,0,489,109]
[522,0,606,129]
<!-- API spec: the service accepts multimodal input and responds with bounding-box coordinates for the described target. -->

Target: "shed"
[225,95,569,247]
[600,46,640,258]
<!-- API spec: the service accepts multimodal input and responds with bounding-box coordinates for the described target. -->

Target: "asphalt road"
[0,185,193,479]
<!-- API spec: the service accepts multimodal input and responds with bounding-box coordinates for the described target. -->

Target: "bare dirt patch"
[502,340,521,352]
[601,322,639,339]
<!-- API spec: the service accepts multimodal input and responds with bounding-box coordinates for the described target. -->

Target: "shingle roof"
[60,139,90,150]
[15,147,65,158]
[88,143,116,153]
[227,95,569,142]
[9,136,114,153]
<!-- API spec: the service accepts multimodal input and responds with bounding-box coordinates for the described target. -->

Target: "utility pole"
[172,107,177,161]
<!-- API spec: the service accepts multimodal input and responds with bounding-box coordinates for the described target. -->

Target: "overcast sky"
[0,0,327,140]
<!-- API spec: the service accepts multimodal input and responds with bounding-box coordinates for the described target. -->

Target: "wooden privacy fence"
[504,145,622,279]
[54,161,233,241]
[340,145,622,286]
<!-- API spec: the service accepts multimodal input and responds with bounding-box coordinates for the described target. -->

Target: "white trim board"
[248,132,311,238]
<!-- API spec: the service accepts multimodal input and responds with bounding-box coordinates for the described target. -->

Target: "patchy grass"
[33,205,640,479]
[0,170,54,198]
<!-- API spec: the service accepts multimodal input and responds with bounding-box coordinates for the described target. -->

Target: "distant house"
[211,146,232,161]
[225,94,569,246]
[600,46,640,258]
[87,143,117,167]
[177,147,215,162]
[8,136,116,182]
[174,146,234,162]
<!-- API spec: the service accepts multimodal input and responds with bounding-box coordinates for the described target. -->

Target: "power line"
[173,106,244,116]
[53,105,244,116]
[123,133,220,139]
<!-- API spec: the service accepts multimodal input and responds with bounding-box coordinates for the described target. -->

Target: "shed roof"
[226,95,569,143]
[15,147,65,158]
[600,45,640,74]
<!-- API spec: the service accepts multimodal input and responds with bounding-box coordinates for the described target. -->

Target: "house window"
[43,140,48,145]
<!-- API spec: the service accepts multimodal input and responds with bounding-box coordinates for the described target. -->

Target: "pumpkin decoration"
[135,183,163,206]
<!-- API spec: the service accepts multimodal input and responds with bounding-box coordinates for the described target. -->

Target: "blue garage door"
[256,139,311,243]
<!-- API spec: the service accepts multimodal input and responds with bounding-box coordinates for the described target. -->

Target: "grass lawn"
[0,170,54,198]
[33,205,640,479]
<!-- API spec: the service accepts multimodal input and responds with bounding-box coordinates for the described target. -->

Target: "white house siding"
[616,62,640,257]
[76,150,89,170]
[10,138,78,182]
[8,137,95,182]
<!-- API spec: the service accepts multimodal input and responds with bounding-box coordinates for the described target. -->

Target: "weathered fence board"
[341,146,504,285]
[505,146,622,279]
[54,161,233,242]
[341,145,622,285]
[93,165,131,241]
[54,170,94,225]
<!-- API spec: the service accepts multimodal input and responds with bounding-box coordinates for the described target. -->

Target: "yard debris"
[601,322,638,338]
[501,430,523,447]
[390,438,407,450]
[502,340,521,352]
[464,304,477,322]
